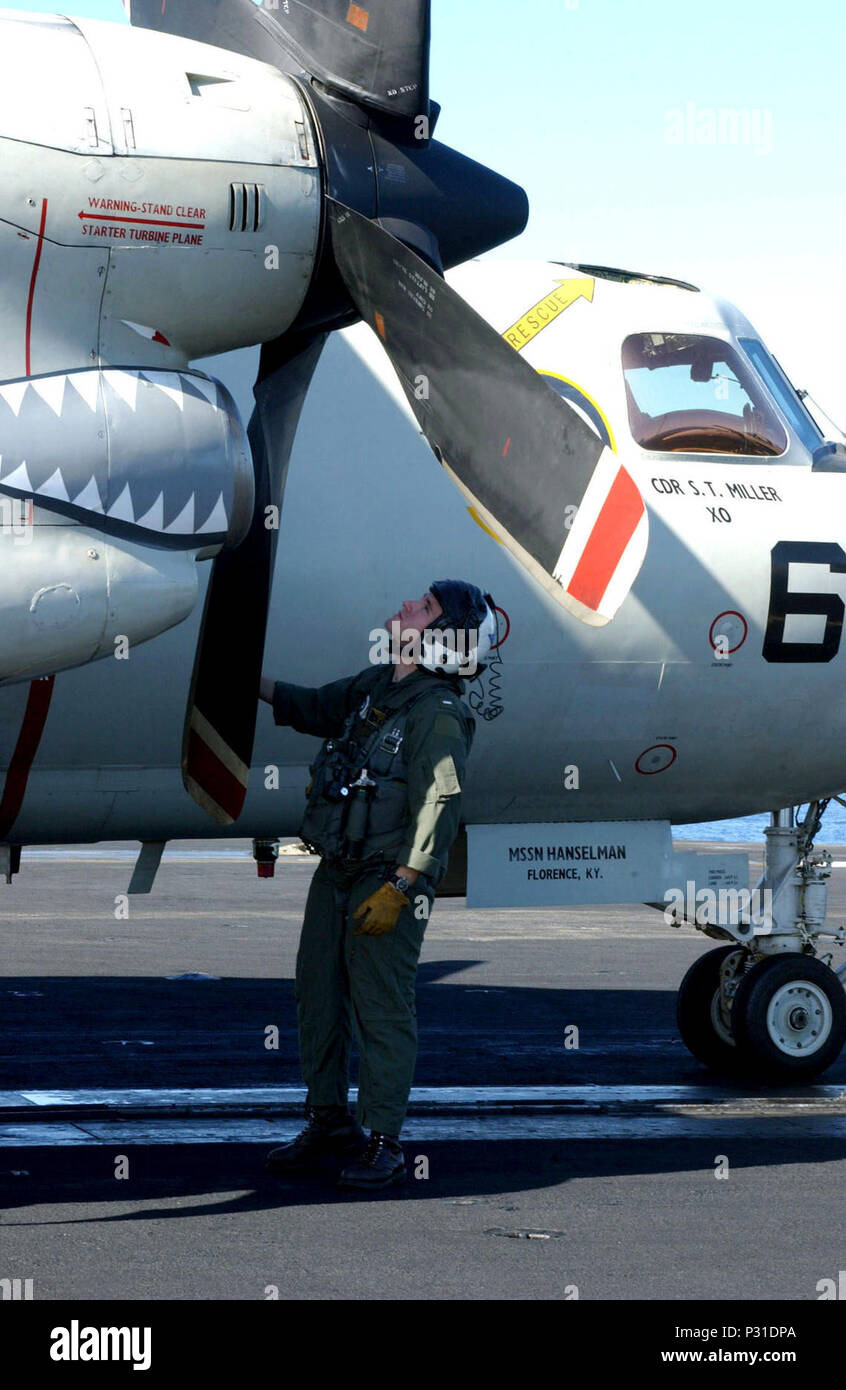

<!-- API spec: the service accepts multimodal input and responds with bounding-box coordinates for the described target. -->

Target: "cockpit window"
[738,338,823,454]
[622,333,788,456]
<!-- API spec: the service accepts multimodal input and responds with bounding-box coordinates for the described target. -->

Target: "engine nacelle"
[0,366,253,682]
[0,521,200,684]
[0,12,322,376]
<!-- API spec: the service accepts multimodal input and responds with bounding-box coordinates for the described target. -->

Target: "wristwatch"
[388,871,411,895]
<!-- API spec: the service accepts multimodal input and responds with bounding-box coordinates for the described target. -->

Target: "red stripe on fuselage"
[0,676,55,839]
[25,199,48,376]
[566,466,644,611]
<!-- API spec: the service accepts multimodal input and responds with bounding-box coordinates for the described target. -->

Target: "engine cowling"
[0,367,253,682]
[0,12,322,375]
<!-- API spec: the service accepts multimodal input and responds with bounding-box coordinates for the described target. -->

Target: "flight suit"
[273,664,474,1136]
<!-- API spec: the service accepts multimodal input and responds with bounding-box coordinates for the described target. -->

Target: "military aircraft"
[0,1,844,1084]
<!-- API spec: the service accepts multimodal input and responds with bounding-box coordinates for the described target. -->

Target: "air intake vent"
[229,183,265,233]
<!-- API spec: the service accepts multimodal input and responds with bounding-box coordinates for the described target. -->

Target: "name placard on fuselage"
[466,821,673,907]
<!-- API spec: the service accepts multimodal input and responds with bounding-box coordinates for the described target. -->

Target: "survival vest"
[299,673,470,865]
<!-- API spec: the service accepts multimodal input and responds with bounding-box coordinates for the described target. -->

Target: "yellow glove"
[353,880,410,936]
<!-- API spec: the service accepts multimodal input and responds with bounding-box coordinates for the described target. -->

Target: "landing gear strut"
[676,803,846,1081]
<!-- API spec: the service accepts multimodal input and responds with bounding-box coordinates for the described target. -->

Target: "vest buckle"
[380,726,403,756]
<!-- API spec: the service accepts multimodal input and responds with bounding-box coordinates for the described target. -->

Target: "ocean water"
[673,802,846,844]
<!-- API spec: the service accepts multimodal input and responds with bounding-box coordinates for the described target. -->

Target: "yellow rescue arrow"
[502,278,595,353]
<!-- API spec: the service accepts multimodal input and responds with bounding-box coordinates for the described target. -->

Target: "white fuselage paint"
[0,135,843,843]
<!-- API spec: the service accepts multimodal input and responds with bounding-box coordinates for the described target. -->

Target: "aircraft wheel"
[676,946,746,1073]
[732,953,846,1081]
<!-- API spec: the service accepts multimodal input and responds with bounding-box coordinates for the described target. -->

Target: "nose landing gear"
[676,803,846,1081]
[678,945,846,1080]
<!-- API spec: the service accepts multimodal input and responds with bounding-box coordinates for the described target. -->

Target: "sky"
[5,0,846,409]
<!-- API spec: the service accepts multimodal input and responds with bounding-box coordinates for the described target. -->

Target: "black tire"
[732,953,846,1081]
[677,946,747,1074]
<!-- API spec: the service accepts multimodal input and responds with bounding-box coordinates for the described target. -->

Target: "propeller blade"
[328,201,648,626]
[127,0,431,122]
[182,335,326,825]
[126,0,297,68]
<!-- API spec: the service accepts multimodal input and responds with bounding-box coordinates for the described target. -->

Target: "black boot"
[266,1106,365,1174]
[337,1131,406,1189]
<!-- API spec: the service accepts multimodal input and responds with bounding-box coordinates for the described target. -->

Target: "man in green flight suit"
[260,579,498,1189]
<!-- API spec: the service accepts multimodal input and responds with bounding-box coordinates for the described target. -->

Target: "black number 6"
[763,540,846,663]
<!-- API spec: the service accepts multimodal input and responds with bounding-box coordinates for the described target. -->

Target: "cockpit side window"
[622,333,788,456]
[738,338,823,455]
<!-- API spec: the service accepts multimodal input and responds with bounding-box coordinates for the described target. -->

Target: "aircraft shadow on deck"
[0,960,782,1090]
[2,962,845,1217]
[2,962,846,1088]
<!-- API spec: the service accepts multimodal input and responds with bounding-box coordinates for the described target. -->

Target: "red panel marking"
[502,437,511,457]
[0,676,55,839]
[635,743,677,776]
[25,198,48,376]
[374,311,386,340]
[709,610,748,653]
[347,4,370,32]
[566,466,644,611]
[186,728,247,823]
[490,605,511,649]
[78,212,205,230]
[152,330,171,346]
